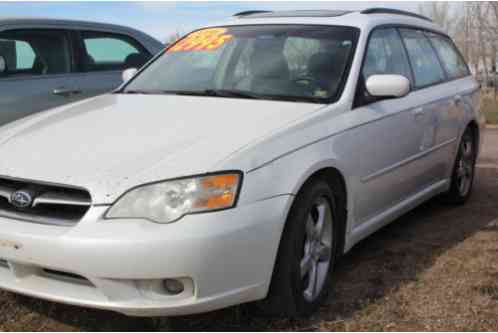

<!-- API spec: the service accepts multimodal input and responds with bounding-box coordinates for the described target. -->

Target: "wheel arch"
[259,163,350,314]
[287,162,350,256]
[302,167,348,256]
[467,119,480,155]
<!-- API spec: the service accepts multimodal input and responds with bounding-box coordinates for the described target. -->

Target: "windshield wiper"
[144,89,263,100]
[120,89,323,103]
[203,89,262,100]
[120,90,158,95]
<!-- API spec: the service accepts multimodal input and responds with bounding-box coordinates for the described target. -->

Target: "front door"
[0,29,80,125]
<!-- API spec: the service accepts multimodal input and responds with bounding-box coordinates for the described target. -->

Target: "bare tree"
[164,31,183,45]
[419,2,498,88]
[418,2,457,36]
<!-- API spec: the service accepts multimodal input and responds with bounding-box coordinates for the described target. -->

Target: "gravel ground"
[0,129,497,331]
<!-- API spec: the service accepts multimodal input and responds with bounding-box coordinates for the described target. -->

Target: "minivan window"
[363,28,412,82]
[123,25,359,104]
[0,30,71,77]
[426,33,470,80]
[399,29,446,88]
[81,31,151,72]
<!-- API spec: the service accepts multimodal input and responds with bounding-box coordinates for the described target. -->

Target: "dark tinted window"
[0,30,71,77]
[81,31,151,72]
[363,28,412,81]
[400,29,446,88]
[427,33,469,79]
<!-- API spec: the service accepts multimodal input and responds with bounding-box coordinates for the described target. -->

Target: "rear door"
[0,29,79,125]
[72,30,154,100]
[398,28,451,182]
[426,32,472,169]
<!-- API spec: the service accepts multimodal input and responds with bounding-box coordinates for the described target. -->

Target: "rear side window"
[362,28,412,81]
[80,31,151,72]
[427,33,469,79]
[0,29,71,77]
[400,29,446,88]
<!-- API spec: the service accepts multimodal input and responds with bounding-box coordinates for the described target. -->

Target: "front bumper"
[0,195,291,316]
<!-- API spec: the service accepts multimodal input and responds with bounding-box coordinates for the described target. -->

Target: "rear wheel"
[441,128,476,204]
[257,179,338,317]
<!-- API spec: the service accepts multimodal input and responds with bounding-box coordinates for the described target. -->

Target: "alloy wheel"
[300,196,333,302]
[457,135,474,197]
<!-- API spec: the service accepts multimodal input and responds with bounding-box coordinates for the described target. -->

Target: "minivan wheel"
[441,128,476,204]
[256,179,338,317]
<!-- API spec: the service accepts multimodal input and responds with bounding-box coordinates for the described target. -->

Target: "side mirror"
[366,74,410,98]
[0,55,6,76]
[122,68,138,83]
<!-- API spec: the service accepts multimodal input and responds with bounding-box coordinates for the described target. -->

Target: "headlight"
[105,172,242,223]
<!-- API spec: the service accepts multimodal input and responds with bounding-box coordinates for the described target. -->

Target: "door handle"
[53,88,81,97]
[413,107,425,120]
[454,95,462,105]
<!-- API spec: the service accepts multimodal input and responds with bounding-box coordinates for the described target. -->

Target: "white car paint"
[0,11,484,316]
[0,94,318,204]
[366,74,411,98]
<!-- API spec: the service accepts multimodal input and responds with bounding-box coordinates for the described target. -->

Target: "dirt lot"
[0,129,497,331]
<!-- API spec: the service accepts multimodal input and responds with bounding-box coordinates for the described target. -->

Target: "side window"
[14,41,36,69]
[355,28,412,107]
[80,31,151,72]
[426,33,470,79]
[362,28,412,81]
[0,30,71,77]
[399,29,446,88]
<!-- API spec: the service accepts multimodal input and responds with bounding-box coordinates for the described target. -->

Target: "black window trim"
[75,29,152,73]
[353,23,473,108]
[0,28,77,80]
[119,24,361,105]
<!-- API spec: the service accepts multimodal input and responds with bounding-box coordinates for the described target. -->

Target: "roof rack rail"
[360,8,432,22]
[233,10,272,17]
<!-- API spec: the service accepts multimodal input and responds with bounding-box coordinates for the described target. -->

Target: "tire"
[256,178,339,317]
[441,128,476,205]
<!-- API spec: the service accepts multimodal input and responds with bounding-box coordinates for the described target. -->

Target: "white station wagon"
[0,9,484,317]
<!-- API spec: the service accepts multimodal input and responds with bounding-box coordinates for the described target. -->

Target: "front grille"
[0,177,91,226]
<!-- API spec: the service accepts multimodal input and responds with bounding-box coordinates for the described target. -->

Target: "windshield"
[123,25,358,104]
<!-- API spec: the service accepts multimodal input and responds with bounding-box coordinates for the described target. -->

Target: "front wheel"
[441,128,476,204]
[257,179,338,317]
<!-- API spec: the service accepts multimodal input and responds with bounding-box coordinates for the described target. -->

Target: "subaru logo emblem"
[10,190,33,209]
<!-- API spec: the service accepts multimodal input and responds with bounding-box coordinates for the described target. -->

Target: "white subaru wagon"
[0,9,484,317]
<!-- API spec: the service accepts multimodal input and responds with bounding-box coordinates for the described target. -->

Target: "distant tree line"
[419,2,498,86]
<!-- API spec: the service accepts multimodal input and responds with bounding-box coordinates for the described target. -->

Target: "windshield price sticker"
[168,28,233,52]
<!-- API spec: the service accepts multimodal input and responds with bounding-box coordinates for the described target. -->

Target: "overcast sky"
[0,1,425,41]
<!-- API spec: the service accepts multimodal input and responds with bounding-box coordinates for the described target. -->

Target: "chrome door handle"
[53,88,81,97]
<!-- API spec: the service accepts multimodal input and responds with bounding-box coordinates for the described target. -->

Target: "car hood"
[0,94,319,203]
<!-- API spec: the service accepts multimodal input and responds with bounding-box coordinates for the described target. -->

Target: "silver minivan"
[0,18,163,125]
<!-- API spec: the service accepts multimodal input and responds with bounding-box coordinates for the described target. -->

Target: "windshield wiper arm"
[203,89,262,99]
[151,89,263,99]
[120,89,323,103]
[120,90,157,95]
